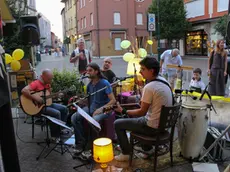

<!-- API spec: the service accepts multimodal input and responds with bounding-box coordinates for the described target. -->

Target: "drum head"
[182,99,207,109]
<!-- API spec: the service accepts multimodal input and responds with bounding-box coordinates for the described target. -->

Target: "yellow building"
[61,0,77,54]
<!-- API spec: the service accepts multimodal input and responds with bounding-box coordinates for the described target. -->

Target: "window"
[90,13,93,26]
[136,13,143,25]
[81,18,83,29]
[83,0,85,7]
[70,0,72,8]
[114,12,121,25]
[80,0,83,8]
[84,17,86,28]
[114,38,121,50]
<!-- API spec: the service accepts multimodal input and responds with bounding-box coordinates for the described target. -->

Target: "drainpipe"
[96,0,100,58]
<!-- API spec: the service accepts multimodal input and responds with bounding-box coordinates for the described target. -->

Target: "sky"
[36,0,64,40]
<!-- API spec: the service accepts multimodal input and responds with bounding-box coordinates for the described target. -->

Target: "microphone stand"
[199,83,217,114]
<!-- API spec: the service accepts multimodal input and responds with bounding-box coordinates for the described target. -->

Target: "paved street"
[37,54,210,84]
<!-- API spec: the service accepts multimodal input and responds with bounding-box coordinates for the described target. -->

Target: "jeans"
[114,117,157,155]
[71,106,111,148]
[41,103,68,137]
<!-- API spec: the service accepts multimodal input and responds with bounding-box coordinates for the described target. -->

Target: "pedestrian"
[160,48,183,90]
[208,39,228,96]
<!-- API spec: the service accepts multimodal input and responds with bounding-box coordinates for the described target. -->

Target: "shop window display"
[186,30,208,56]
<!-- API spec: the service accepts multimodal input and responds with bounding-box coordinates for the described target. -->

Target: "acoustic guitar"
[20,86,76,116]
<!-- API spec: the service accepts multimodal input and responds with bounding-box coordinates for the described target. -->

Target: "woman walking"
[208,40,228,96]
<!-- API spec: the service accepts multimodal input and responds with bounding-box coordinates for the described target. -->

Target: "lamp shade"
[126,58,141,75]
[93,138,114,168]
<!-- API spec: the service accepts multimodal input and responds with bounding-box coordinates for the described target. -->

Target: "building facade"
[38,13,51,49]
[76,0,157,57]
[61,0,77,54]
[184,0,229,56]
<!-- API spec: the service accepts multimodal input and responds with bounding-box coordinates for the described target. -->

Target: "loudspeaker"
[20,16,40,46]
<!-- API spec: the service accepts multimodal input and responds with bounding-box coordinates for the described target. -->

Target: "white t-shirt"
[160,50,183,76]
[189,79,205,91]
[141,76,173,128]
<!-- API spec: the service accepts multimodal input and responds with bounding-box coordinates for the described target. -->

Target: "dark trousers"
[41,103,68,137]
[114,117,157,155]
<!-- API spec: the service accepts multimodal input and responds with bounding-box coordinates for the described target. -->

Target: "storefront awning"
[0,0,15,23]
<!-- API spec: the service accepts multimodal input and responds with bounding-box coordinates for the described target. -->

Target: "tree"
[3,0,29,54]
[214,14,228,38]
[149,0,191,48]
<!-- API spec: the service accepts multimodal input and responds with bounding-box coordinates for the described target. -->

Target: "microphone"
[77,75,89,80]
[116,75,135,81]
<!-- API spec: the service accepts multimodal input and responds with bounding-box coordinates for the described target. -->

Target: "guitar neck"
[45,92,60,99]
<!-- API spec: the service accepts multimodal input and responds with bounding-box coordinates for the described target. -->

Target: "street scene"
[1,0,230,172]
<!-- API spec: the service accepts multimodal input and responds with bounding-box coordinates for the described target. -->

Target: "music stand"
[36,115,73,160]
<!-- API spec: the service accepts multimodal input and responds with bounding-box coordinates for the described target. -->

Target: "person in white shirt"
[189,68,205,93]
[160,49,183,90]
[114,57,173,162]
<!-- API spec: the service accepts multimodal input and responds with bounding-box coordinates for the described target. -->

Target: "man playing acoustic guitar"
[21,69,68,138]
[71,63,116,157]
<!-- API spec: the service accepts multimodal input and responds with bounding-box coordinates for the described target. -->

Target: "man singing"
[71,63,116,156]
[21,69,68,138]
[114,57,173,161]
[70,38,91,74]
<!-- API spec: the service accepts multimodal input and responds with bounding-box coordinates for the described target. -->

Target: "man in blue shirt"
[71,63,116,155]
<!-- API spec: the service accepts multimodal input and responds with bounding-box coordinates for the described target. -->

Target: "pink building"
[76,0,156,57]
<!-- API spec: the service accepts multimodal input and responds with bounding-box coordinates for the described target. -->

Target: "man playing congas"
[114,57,174,161]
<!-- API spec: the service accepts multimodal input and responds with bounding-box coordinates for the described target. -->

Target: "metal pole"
[157,0,161,61]
[150,31,153,56]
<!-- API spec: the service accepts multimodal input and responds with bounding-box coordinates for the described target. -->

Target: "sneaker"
[81,150,92,160]
[114,153,129,162]
[134,145,154,154]
[73,145,84,154]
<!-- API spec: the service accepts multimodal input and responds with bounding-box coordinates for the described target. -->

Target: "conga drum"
[178,98,209,159]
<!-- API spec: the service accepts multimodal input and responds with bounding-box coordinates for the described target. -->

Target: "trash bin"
[36,51,41,61]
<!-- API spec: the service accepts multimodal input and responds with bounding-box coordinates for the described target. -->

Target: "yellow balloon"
[12,49,24,61]
[147,40,153,45]
[5,53,13,64]
[138,48,147,58]
[123,52,135,62]
[11,60,21,71]
[120,40,131,49]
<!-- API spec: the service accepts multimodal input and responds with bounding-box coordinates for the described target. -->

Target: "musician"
[114,57,173,161]
[101,57,116,83]
[160,48,183,90]
[21,69,68,138]
[71,63,116,155]
[70,38,91,74]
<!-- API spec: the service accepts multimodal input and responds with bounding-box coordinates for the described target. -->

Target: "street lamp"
[157,0,161,61]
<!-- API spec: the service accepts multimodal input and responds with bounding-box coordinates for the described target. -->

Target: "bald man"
[101,57,116,83]
[21,69,68,138]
